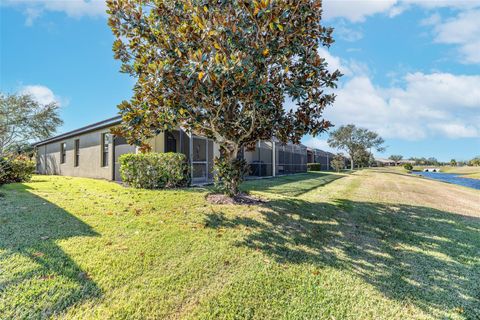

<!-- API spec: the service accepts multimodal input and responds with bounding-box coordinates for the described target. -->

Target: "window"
[101,133,109,167]
[165,132,177,153]
[60,142,66,164]
[74,139,80,167]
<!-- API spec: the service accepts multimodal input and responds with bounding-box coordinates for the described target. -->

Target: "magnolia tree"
[328,124,385,170]
[107,0,341,196]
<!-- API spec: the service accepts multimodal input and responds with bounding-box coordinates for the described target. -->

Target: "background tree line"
[0,92,62,185]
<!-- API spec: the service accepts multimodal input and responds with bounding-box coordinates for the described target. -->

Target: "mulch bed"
[206,193,266,205]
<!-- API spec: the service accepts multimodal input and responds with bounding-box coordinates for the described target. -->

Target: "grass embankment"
[441,166,480,179]
[413,165,480,179]
[1,169,479,319]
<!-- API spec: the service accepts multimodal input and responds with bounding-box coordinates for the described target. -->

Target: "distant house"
[374,158,397,166]
[374,158,415,167]
[397,159,416,166]
[34,116,308,184]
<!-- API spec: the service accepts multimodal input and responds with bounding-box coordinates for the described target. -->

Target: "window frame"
[60,142,66,164]
[101,133,109,167]
[74,139,80,167]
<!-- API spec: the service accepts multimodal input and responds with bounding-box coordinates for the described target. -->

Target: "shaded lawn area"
[0,171,479,319]
[243,171,346,197]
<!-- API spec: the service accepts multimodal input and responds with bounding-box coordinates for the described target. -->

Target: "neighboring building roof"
[375,158,396,164]
[34,116,122,147]
[397,159,416,164]
[307,148,336,157]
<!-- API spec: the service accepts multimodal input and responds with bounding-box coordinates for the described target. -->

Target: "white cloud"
[322,1,480,64]
[428,123,479,138]
[323,0,398,23]
[333,20,364,42]
[3,0,106,25]
[20,85,63,106]
[324,72,480,140]
[322,0,480,22]
[428,10,480,64]
[420,13,441,26]
[302,137,336,152]
[318,47,370,77]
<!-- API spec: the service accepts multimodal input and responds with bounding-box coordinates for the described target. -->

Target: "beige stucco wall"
[149,132,165,153]
[36,126,223,181]
[37,128,114,180]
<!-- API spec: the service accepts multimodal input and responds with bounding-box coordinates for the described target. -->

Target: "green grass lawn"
[1,170,479,319]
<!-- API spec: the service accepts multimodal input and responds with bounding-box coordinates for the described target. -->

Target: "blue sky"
[1,0,479,161]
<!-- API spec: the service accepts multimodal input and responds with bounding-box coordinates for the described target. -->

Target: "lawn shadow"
[204,197,480,318]
[0,183,102,318]
[241,172,346,197]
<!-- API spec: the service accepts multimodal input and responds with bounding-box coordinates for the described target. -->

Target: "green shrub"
[403,163,413,171]
[119,152,190,189]
[307,163,322,171]
[0,155,35,185]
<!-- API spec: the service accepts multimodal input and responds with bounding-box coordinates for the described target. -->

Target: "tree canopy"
[0,92,63,156]
[469,157,480,166]
[389,155,403,163]
[107,0,341,195]
[328,124,385,170]
[330,153,345,172]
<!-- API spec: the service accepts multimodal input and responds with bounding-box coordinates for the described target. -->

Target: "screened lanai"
[242,141,308,178]
[162,130,308,183]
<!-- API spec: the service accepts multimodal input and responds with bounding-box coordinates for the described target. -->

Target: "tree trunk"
[214,143,247,197]
[350,157,354,171]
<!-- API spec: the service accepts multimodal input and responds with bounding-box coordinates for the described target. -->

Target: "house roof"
[307,148,336,157]
[34,116,122,147]
[34,114,312,148]
[375,158,396,163]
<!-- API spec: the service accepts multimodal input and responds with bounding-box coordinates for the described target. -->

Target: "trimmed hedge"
[0,156,35,185]
[119,152,190,189]
[307,163,322,171]
[403,163,413,171]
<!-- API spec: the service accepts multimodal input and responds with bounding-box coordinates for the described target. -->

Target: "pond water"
[410,171,480,190]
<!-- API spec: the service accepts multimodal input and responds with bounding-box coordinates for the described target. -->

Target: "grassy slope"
[440,166,480,179]
[0,169,479,319]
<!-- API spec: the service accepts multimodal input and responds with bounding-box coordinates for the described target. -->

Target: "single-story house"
[34,116,309,184]
[374,158,397,167]
[374,158,416,167]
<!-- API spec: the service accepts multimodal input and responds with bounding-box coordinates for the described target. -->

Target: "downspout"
[111,136,115,181]
[272,140,276,177]
[189,131,193,183]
